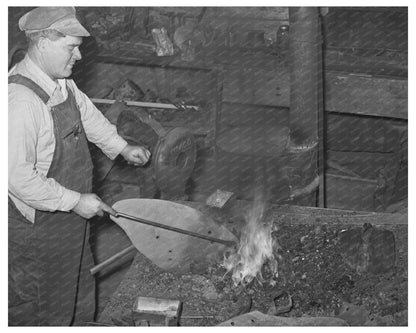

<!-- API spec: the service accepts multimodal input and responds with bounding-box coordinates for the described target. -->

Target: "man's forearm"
[9,169,81,212]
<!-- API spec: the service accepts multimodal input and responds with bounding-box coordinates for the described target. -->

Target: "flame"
[222,196,278,287]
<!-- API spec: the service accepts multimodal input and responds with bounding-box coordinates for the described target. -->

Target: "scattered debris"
[218,310,349,326]
[267,290,293,315]
[335,301,370,326]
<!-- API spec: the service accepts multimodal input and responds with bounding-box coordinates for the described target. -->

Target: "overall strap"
[8,74,50,104]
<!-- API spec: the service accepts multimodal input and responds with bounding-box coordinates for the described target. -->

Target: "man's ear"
[37,36,49,52]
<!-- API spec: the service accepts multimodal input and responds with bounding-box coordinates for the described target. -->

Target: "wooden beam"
[96,54,213,72]
[325,72,407,119]
[324,49,407,77]
[275,208,407,226]
[334,7,407,13]
[221,66,407,119]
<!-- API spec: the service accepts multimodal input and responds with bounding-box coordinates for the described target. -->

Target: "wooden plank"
[222,64,407,119]
[96,54,213,72]
[90,245,136,275]
[89,62,215,98]
[221,102,289,127]
[268,204,408,226]
[325,173,377,211]
[181,201,407,234]
[323,8,407,51]
[324,49,407,77]
[325,72,407,119]
[273,210,407,226]
[325,113,405,152]
[209,7,289,20]
[326,150,399,180]
[334,7,407,13]
[222,66,290,106]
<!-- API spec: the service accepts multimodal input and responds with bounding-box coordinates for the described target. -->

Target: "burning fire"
[222,196,279,286]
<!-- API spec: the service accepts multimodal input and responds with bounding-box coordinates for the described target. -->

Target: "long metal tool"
[91,98,199,111]
[115,211,237,247]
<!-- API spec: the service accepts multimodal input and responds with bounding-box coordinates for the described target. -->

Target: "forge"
[96,200,407,326]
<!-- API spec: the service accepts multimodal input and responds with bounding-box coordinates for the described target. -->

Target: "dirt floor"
[97,209,407,326]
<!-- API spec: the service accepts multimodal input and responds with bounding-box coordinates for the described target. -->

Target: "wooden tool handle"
[90,245,136,275]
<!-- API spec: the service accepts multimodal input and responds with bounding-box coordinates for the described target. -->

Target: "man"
[8,7,150,326]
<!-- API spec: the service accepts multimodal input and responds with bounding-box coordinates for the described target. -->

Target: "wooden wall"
[8,7,408,211]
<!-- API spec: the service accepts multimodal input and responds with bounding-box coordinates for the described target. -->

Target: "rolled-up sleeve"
[69,81,128,160]
[8,92,81,212]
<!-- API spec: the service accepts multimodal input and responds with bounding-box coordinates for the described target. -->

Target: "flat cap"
[19,7,90,37]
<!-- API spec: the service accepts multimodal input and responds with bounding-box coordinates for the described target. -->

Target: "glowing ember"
[222,197,279,286]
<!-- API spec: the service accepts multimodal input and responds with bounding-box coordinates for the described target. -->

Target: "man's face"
[42,35,83,80]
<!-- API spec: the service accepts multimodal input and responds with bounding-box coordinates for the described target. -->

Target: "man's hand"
[120,144,151,166]
[72,193,117,219]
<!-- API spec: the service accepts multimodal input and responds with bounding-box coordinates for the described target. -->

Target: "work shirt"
[9,55,128,223]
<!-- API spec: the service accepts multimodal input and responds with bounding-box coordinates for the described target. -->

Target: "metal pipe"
[288,7,324,206]
[91,97,199,110]
[288,7,322,144]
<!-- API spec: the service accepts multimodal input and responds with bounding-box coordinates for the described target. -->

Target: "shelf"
[96,53,215,72]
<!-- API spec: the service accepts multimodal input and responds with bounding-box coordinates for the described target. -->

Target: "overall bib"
[8,75,95,326]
